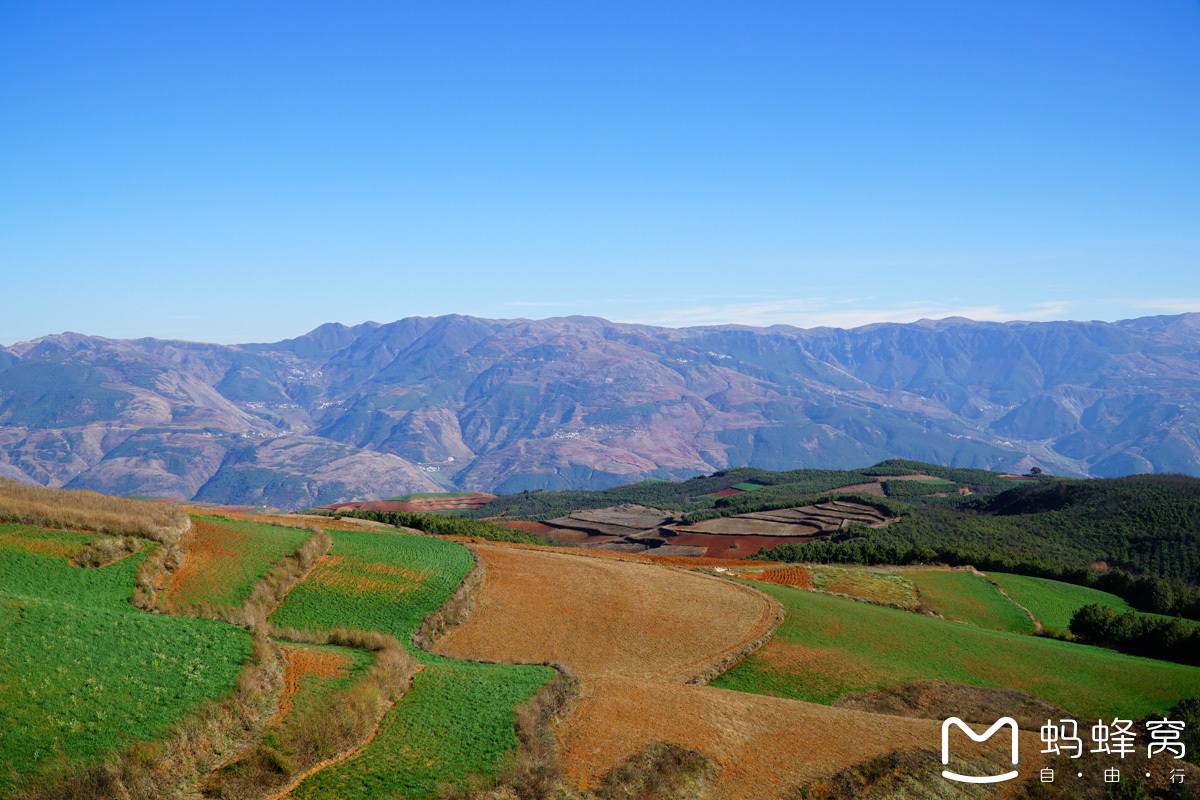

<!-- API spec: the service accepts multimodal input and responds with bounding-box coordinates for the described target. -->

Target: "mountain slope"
[2,313,1199,506]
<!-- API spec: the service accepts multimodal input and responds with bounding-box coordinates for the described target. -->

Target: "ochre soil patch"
[488,519,557,536]
[0,527,83,558]
[556,678,1037,800]
[434,544,778,682]
[273,645,354,725]
[167,517,248,606]
[744,565,815,589]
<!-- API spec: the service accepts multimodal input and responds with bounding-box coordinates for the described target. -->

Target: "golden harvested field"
[556,677,1038,800]
[434,544,778,681]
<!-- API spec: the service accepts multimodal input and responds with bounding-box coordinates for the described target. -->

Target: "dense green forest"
[752,475,1200,620]
[1069,604,1200,666]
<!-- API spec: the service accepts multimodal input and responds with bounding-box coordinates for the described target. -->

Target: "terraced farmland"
[428,543,1050,799]
[0,522,97,560]
[168,515,315,609]
[711,582,1200,719]
[985,572,1136,633]
[270,530,554,799]
[0,533,251,791]
[269,529,472,637]
[907,568,1036,633]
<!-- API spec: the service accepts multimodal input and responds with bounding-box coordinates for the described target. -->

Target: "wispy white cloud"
[1129,298,1200,314]
[617,299,1078,329]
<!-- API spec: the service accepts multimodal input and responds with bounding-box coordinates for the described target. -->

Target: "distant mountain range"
[2,313,1199,508]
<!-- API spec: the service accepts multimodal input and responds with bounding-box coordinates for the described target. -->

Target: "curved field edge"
[905,568,1036,633]
[167,515,316,609]
[0,539,258,796]
[710,581,1200,719]
[983,572,1137,633]
[269,530,554,799]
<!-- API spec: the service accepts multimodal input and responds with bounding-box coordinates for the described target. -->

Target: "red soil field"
[710,488,746,498]
[666,532,815,559]
[746,565,815,589]
[487,519,556,535]
[167,517,248,607]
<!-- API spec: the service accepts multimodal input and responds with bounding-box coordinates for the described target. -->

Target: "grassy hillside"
[907,569,1035,633]
[0,529,251,792]
[711,581,1200,719]
[985,572,1136,633]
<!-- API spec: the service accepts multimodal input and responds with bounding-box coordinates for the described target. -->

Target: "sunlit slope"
[711,582,1200,719]
[431,543,970,800]
[0,525,251,792]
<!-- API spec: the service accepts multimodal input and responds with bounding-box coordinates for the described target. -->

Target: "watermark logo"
[941,717,1020,784]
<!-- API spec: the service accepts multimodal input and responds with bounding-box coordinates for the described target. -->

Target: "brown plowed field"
[555,677,1032,800]
[684,517,821,536]
[745,565,815,589]
[488,519,557,536]
[434,544,779,681]
[666,532,814,559]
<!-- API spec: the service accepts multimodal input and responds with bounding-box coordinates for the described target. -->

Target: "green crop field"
[271,530,553,798]
[711,582,1200,719]
[292,657,553,800]
[0,524,99,560]
[807,565,920,609]
[268,529,473,637]
[0,537,252,791]
[169,515,314,608]
[907,568,1035,633]
[985,572,1136,633]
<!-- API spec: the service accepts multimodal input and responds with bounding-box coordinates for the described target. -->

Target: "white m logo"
[941,717,1020,783]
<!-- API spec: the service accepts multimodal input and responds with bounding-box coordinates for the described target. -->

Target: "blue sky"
[2,1,1198,345]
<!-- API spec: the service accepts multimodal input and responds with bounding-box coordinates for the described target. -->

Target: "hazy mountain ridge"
[1,313,1198,508]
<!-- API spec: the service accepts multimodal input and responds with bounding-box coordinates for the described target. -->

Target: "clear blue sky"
[2,1,1198,345]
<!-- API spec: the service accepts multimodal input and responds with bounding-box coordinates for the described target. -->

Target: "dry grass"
[0,478,189,543]
[206,629,416,800]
